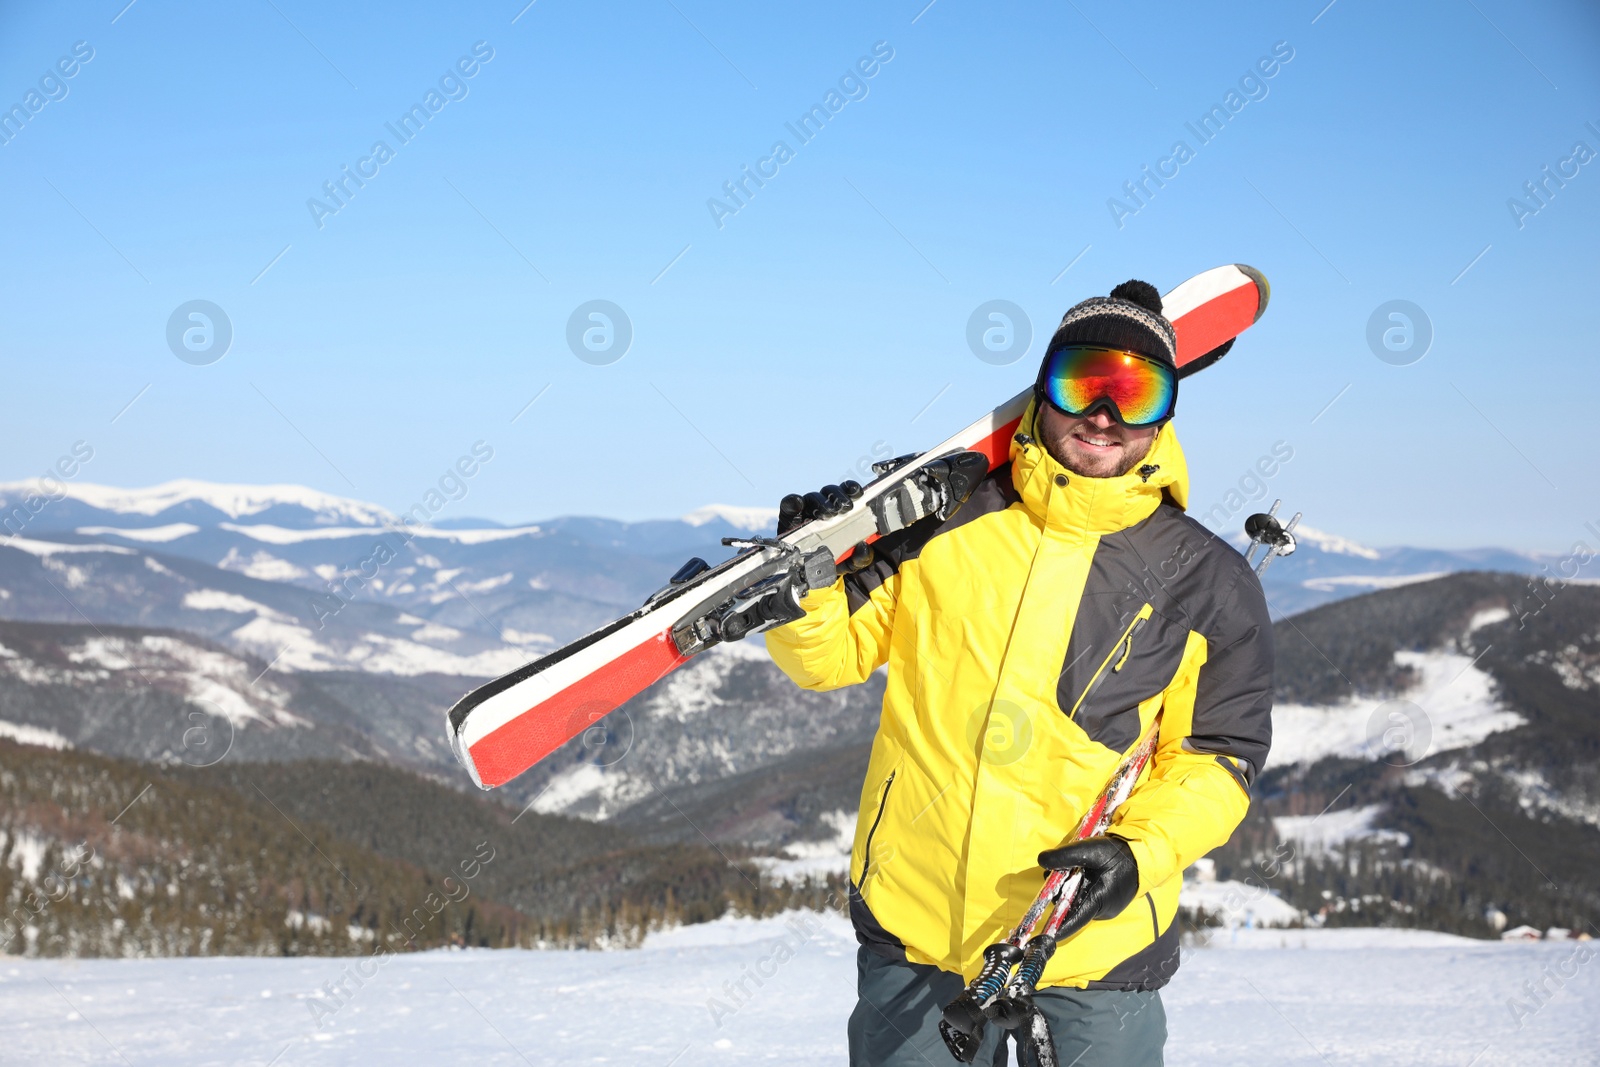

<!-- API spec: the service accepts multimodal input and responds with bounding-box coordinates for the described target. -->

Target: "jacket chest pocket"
[1058,601,1184,751]
[1067,603,1152,719]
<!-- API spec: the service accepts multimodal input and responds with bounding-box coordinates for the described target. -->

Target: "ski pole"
[989,719,1162,1020]
[938,715,1163,1060]
[1244,500,1300,576]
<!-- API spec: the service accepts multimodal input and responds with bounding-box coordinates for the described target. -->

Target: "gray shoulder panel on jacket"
[1064,505,1274,779]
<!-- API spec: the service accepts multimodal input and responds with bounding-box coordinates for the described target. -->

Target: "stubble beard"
[1038,406,1158,479]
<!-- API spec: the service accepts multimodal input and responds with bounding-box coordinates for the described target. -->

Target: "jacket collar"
[1008,398,1189,539]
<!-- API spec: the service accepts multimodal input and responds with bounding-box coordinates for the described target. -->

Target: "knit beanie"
[1040,279,1177,370]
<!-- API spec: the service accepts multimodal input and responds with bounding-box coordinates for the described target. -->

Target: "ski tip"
[444,693,494,790]
[1234,264,1270,323]
[445,717,492,790]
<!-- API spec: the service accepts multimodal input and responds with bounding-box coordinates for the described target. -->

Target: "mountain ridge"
[3,478,1579,623]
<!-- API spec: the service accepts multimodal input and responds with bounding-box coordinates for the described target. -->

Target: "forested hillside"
[0,742,839,958]
[1205,573,1600,937]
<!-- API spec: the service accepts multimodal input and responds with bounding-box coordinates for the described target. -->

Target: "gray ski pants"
[848,947,1166,1067]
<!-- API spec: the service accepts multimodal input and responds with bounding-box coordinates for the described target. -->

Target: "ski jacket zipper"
[856,770,897,888]
[1067,603,1154,720]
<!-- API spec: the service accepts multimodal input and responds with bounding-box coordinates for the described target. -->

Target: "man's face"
[1037,402,1159,479]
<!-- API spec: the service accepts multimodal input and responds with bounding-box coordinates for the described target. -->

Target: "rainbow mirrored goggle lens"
[1040,345,1177,427]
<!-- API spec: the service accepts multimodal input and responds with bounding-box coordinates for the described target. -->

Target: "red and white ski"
[446,264,1270,789]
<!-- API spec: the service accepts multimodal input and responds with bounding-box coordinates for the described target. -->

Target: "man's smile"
[1070,429,1124,454]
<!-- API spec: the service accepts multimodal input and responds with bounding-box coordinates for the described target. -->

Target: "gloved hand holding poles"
[1036,835,1141,941]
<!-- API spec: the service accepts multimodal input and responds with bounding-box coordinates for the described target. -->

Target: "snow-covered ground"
[3,914,1594,1065]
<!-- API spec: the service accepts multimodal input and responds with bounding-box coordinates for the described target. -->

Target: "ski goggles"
[1038,345,1177,427]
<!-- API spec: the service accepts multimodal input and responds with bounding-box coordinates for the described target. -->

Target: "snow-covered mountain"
[1221,572,1600,935]
[1,478,780,536]
[0,535,536,678]
[0,478,396,529]
[0,617,466,767]
[1232,522,1552,616]
[1,476,1596,941]
[0,481,780,650]
[0,479,1564,629]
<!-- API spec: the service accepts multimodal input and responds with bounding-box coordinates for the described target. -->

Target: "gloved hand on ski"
[777,480,864,535]
[777,480,878,577]
[1036,835,1140,940]
[774,451,989,579]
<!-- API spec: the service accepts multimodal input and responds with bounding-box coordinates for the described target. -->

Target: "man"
[766,281,1274,1066]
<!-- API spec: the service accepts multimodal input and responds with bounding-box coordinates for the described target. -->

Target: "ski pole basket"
[1243,499,1300,576]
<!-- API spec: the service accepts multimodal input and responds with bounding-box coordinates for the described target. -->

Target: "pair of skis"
[445,264,1272,790]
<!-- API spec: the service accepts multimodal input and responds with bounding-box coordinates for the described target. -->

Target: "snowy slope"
[1179,877,1304,927]
[1,918,1593,1066]
[0,536,537,677]
[1270,648,1525,768]
[0,620,468,766]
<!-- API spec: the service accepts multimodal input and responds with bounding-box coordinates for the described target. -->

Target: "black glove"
[777,480,863,536]
[1036,835,1140,940]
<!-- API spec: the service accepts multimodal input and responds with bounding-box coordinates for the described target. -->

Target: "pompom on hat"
[1041,279,1177,368]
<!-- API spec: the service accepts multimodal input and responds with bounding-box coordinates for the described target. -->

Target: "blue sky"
[1,0,1596,550]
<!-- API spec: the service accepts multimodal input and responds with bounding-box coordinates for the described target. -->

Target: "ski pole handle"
[1008,933,1058,997]
[967,942,1024,1008]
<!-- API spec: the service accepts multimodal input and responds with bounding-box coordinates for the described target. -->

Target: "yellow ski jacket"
[766,401,1274,989]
